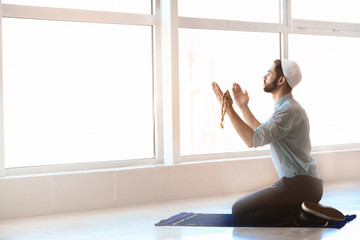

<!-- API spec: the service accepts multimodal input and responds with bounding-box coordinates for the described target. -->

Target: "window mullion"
[160,0,180,165]
[0,2,5,177]
[153,0,164,161]
[2,4,155,26]
[280,0,290,59]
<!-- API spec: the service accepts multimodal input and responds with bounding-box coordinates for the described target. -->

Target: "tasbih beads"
[219,92,227,129]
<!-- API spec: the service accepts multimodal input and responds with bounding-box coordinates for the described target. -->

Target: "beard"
[263,77,279,93]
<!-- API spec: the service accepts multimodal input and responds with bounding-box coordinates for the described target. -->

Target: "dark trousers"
[232,175,323,226]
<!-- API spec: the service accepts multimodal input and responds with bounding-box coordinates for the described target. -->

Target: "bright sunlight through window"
[179,29,279,155]
[2,18,154,168]
[289,34,360,146]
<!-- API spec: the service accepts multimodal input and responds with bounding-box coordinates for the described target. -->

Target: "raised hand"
[232,83,249,109]
[212,82,233,106]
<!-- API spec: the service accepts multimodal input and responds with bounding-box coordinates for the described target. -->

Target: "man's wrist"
[239,104,250,112]
[226,104,235,114]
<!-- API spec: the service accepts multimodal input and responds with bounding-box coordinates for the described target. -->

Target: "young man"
[212,59,345,227]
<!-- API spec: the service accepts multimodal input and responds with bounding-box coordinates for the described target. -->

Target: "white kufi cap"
[281,59,302,89]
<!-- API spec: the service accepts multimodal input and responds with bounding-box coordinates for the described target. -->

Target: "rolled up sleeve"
[253,110,293,148]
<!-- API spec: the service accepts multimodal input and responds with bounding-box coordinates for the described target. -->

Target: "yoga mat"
[155,212,356,228]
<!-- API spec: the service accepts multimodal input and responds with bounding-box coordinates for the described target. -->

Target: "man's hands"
[212,82,233,107]
[212,82,249,109]
[232,83,249,109]
[211,82,255,148]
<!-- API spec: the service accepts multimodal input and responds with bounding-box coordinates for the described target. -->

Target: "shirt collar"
[275,93,293,110]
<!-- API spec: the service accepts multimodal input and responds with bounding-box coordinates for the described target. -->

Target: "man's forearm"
[226,105,254,148]
[239,105,261,130]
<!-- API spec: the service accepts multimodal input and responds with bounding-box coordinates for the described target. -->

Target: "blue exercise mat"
[155,212,356,228]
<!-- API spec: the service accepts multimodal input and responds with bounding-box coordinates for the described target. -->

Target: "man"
[212,59,344,227]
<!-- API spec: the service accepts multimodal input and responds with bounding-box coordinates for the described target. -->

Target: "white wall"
[0,149,360,220]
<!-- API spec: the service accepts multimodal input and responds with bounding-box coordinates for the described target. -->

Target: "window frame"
[176,0,360,162]
[1,0,360,176]
[0,2,162,176]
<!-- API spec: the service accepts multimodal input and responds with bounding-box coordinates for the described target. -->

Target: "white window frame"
[0,1,163,176]
[177,0,360,163]
[1,0,360,176]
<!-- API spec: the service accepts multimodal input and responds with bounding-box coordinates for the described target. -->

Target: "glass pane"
[289,34,360,146]
[2,18,154,168]
[179,0,280,23]
[179,29,280,155]
[2,0,151,14]
[292,0,360,23]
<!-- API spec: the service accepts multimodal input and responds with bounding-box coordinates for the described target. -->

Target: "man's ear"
[278,76,287,86]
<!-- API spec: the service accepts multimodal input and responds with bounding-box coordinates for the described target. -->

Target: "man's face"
[263,64,278,93]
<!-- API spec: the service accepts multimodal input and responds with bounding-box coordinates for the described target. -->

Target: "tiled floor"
[1,181,359,240]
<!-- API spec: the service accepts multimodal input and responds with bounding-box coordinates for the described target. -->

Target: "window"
[289,34,360,146]
[2,0,152,14]
[292,0,360,23]
[179,29,279,155]
[2,18,153,168]
[178,0,280,23]
[1,1,360,175]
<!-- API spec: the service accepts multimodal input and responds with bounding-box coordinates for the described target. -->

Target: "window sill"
[4,143,360,177]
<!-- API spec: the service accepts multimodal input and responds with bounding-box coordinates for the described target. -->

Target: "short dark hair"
[273,59,292,89]
[273,59,284,79]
